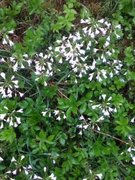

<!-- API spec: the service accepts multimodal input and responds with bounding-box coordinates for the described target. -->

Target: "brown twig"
[83,119,134,147]
[58,89,69,99]
[91,128,134,147]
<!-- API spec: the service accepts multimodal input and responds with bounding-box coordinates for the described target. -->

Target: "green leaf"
[124,47,134,66]
[43,85,58,98]
[79,102,87,114]
[60,138,66,146]
[127,71,135,81]
[0,164,6,171]
[0,128,16,143]
[115,119,132,136]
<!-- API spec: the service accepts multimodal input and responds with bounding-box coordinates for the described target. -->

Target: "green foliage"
[0,0,135,179]
[52,0,78,32]
[0,127,16,143]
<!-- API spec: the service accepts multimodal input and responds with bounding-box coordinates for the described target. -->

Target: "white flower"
[59,58,63,63]
[79,130,82,135]
[0,74,19,98]
[0,122,4,129]
[21,155,25,160]
[14,122,18,127]
[91,105,100,109]
[102,109,109,116]
[108,97,112,101]
[2,38,8,44]
[80,19,89,24]
[39,52,44,58]
[77,124,83,129]
[17,109,23,113]
[8,30,14,34]
[97,125,100,131]
[44,81,47,86]
[131,117,135,123]
[108,107,114,112]
[74,79,78,84]
[115,24,121,29]
[96,173,103,179]
[12,169,17,175]
[42,111,48,116]
[6,170,11,174]
[12,63,18,71]
[33,174,42,179]
[49,173,57,180]
[56,116,61,121]
[53,160,56,164]
[43,167,47,172]
[106,51,112,56]
[0,114,6,119]
[63,114,66,119]
[78,73,82,78]
[88,73,94,81]
[24,169,29,175]
[90,60,96,70]
[100,69,107,79]
[99,27,107,35]
[0,72,6,79]
[9,40,14,46]
[95,29,100,35]
[97,116,104,122]
[104,21,111,27]
[132,157,135,165]
[127,147,132,153]
[96,73,102,82]
[54,110,59,116]
[90,32,95,38]
[9,120,14,126]
[109,72,113,78]
[104,40,110,48]
[98,19,105,23]
[83,125,89,129]
[93,48,98,53]
[102,94,106,100]
[28,165,32,169]
[0,157,4,162]
[73,67,78,72]
[101,54,106,62]
[16,117,21,124]
[79,115,85,120]
[11,157,16,162]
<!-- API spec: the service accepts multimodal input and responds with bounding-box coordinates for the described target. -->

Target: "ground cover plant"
[0,0,135,179]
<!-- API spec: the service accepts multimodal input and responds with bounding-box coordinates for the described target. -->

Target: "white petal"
[0,157,4,162]
[0,72,6,79]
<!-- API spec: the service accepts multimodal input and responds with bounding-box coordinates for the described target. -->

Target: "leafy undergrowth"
[0,0,135,179]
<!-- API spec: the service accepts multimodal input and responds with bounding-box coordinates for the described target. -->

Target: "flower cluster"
[42,109,66,121]
[0,72,19,98]
[51,18,123,83]
[0,105,23,129]
[89,94,117,118]
[1,30,14,48]
[0,17,124,99]
[2,155,57,179]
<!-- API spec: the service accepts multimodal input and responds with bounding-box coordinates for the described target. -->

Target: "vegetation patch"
[0,0,135,179]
